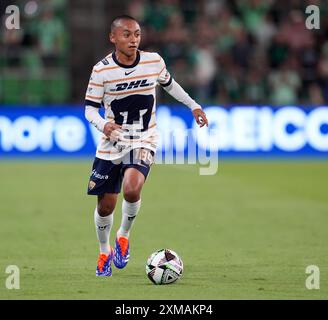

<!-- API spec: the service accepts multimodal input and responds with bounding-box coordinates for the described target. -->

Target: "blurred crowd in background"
[136,0,328,106]
[1,0,328,106]
[1,0,68,104]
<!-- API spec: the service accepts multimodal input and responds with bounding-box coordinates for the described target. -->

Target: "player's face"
[110,20,141,57]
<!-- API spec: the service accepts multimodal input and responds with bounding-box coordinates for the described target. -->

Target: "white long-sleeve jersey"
[85,50,201,160]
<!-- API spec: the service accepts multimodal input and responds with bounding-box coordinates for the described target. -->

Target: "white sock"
[94,208,113,254]
[117,199,141,238]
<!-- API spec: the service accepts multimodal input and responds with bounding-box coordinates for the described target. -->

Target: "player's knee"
[97,202,115,216]
[123,184,142,203]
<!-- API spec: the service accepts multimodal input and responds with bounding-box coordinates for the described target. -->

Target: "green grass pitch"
[0,160,327,299]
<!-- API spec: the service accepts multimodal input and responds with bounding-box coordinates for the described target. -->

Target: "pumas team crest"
[88,181,96,190]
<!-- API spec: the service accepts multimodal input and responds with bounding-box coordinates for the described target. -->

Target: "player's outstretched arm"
[162,79,208,127]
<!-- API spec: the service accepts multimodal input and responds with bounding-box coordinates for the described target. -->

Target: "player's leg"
[95,193,118,254]
[114,148,154,269]
[118,167,145,236]
[87,157,123,276]
[113,168,145,269]
[94,193,118,276]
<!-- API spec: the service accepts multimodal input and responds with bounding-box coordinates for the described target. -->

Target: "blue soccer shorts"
[87,148,155,195]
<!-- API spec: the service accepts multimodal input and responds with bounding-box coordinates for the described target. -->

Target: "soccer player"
[85,15,208,276]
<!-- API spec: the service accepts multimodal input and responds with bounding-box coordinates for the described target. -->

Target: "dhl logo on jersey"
[112,79,154,92]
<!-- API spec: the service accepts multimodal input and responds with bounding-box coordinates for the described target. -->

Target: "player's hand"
[192,108,208,128]
[103,122,123,141]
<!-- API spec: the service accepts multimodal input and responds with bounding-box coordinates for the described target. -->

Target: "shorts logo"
[92,170,109,180]
[88,181,96,190]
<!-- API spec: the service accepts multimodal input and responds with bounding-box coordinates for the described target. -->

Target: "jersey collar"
[112,50,140,69]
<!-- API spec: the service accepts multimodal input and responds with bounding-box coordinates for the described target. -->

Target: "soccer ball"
[146,249,183,285]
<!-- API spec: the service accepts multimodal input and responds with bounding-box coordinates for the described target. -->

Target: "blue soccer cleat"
[96,248,114,276]
[113,236,130,269]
